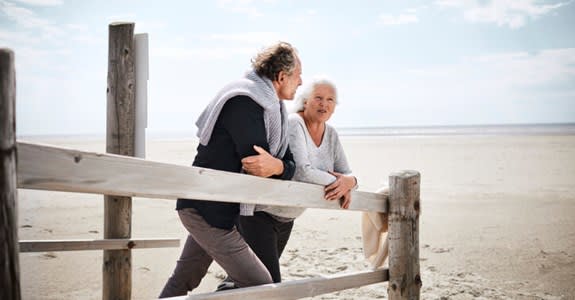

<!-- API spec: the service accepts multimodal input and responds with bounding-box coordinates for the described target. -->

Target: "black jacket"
[176,95,295,229]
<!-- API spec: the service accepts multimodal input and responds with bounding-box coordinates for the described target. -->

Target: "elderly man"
[160,41,302,298]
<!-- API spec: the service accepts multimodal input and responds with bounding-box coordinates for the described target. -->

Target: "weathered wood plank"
[166,269,388,300]
[104,21,135,300]
[19,238,179,252]
[388,170,421,300]
[16,142,388,213]
[1,48,21,300]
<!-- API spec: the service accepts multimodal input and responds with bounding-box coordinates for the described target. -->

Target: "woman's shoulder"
[324,123,341,142]
[288,113,305,127]
[325,122,339,135]
[288,112,303,121]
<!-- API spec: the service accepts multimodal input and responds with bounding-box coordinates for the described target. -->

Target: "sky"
[1,0,574,136]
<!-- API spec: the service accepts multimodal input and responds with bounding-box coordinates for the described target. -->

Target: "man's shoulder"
[223,95,263,112]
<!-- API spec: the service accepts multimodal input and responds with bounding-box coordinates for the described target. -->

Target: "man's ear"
[277,71,286,83]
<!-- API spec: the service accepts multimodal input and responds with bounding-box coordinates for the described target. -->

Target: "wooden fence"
[0,23,421,300]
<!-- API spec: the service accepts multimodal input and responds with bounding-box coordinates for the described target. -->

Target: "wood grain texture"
[387,170,421,300]
[104,22,135,300]
[19,238,179,252]
[1,48,21,300]
[166,269,389,300]
[16,142,388,213]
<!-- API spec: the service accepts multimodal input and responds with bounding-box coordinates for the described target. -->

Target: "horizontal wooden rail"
[17,142,387,213]
[19,238,180,252]
[167,269,388,300]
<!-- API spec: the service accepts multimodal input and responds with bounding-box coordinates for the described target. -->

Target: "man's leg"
[159,231,212,297]
[179,208,273,288]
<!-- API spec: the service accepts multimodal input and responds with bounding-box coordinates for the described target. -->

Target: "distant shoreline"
[336,123,575,137]
[18,122,575,140]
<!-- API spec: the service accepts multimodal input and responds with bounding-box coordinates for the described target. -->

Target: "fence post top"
[389,170,420,179]
[109,22,135,27]
[0,48,14,56]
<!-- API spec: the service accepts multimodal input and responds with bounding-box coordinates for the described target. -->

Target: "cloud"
[106,14,137,23]
[0,0,66,39]
[14,0,63,6]
[1,0,50,27]
[208,31,282,44]
[217,0,264,17]
[346,47,575,108]
[435,0,569,29]
[0,28,38,45]
[0,1,100,52]
[152,46,256,60]
[468,48,575,85]
[290,9,317,24]
[404,48,575,93]
[378,13,419,25]
[330,47,575,127]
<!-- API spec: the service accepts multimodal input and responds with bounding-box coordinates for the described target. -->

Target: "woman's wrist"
[345,175,356,190]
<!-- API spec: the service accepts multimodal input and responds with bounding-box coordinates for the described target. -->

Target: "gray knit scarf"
[196,70,289,158]
[195,71,289,216]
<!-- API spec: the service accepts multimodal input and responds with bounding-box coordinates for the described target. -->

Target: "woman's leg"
[276,220,294,259]
[238,212,283,282]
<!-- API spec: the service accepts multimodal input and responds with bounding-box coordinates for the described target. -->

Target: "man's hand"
[324,171,356,207]
[241,145,284,178]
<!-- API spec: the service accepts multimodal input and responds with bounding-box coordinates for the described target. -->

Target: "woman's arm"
[324,129,357,205]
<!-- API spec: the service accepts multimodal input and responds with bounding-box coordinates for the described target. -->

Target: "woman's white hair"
[291,76,338,113]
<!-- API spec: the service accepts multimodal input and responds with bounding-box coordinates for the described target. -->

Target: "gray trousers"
[159,208,272,298]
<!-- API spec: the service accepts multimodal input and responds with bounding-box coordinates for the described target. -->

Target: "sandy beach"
[16,134,575,299]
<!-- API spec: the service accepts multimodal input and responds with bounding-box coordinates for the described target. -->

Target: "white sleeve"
[331,128,358,189]
[332,130,352,175]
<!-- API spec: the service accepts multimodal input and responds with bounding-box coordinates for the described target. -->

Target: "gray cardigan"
[256,113,354,220]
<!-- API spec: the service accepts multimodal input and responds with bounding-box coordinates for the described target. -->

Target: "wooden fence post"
[1,48,21,300]
[104,22,135,300]
[388,170,421,300]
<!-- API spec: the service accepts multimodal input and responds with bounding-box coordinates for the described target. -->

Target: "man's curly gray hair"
[251,41,298,81]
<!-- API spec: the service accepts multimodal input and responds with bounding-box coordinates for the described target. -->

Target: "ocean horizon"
[336,122,575,137]
[18,122,575,141]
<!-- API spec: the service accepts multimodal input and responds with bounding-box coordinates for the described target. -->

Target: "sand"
[16,134,575,299]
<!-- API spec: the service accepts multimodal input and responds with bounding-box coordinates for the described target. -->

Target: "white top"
[256,113,354,220]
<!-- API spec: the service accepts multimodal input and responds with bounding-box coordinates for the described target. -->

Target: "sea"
[335,123,575,137]
[18,123,575,141]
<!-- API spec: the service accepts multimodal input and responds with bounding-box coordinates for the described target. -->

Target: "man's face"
[276,57,302,100]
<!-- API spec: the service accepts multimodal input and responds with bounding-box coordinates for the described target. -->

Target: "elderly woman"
[236,77,357,284]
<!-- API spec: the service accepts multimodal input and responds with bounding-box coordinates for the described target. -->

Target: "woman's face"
[303,84,336,124]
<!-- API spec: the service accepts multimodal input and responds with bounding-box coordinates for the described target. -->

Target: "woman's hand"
[241,145,284,178]
[339,191,351,209]
[324,171,356,208]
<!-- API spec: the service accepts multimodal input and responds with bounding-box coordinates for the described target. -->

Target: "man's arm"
[221,96,293,179]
